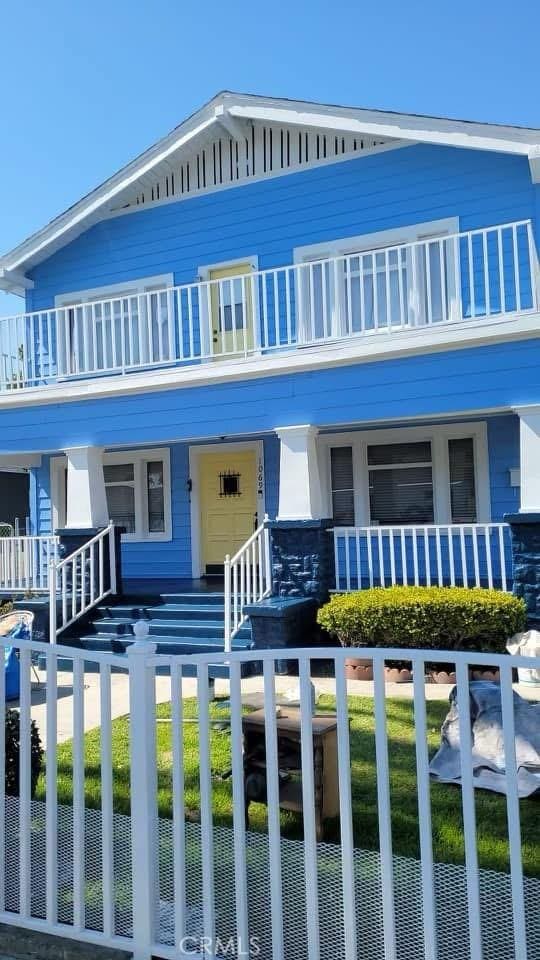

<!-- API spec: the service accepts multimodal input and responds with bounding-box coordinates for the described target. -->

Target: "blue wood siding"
[3,337,540,453]
[487,414,520,519]
[26,145,538,311]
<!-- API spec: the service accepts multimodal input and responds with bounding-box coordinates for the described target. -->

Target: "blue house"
[0,91,539,654]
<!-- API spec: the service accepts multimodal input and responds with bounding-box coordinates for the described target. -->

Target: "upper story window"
[294,219,459,341]
[55,274,174,378]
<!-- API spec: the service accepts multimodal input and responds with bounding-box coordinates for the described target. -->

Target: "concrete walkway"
[25,669,539,747]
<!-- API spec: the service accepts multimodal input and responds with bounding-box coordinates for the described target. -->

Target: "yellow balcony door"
[209,262,255,357]
[199,450,258,572]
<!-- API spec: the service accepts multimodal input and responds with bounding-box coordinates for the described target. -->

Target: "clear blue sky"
[1,0,539,316]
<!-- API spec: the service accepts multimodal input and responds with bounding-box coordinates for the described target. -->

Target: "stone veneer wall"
[505,514,540,628]
[268,520,334,604]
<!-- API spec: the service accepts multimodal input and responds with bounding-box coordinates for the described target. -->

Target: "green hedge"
[317,586,527,654]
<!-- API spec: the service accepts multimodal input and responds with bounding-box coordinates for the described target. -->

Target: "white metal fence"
[224,519,272,652]
[0,635,538,960]
[0,536,58,593]
[333,523,513,592]
[0,220,536,391]
[49,523,116,638]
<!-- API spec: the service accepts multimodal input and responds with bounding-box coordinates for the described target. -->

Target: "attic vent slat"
[113,122,397,212]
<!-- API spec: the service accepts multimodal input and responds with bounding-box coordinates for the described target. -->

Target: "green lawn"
[37,695,539,877]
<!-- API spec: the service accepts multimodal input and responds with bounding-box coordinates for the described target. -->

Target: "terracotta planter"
[344,657,374,681]
[469,667,500,683]
[429,669,457,685]
[384,665,413,684]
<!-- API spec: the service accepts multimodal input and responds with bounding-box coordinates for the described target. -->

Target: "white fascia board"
[228,102,538,156]
[0,312,538,412]
[0,453,42,468]
[529,146,540,183]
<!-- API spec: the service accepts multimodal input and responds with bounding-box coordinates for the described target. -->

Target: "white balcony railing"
[0,219,537,392]
[0,535,59,592]
[333,523,513,592]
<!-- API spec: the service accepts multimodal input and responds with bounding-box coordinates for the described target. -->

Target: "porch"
[0,219,537,393]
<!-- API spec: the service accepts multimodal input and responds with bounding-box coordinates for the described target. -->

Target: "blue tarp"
[4,622,31,702]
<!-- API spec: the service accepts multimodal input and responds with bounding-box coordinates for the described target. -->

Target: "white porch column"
[64,445,109,528]
[275,424,322,520]
[515,405,540,511]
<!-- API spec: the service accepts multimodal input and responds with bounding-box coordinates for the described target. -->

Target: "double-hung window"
[327,425,484,527]
[103,448,171,541]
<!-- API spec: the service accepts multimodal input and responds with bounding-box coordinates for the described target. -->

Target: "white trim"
[197,256,258,280]
[54,274,174,307]
[0,310,538,412]
[293,218,459,261]
[188,439,265,579]
[2,90,540,285]
[319,421,491,524]
[50,447,172,542]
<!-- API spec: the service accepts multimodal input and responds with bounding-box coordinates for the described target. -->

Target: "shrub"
[5,709,43,798]
[317,586,526,654]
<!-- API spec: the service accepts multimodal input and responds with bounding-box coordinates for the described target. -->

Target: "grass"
[36,695,539,878]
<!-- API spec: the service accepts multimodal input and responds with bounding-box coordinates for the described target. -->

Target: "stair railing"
[49,522,117,640]
[224,515,272,653]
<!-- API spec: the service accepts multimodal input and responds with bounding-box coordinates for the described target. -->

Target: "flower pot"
[428,669,457,685]
[384,665,413,684]
[344,657,373,681]
[469,667,500,683]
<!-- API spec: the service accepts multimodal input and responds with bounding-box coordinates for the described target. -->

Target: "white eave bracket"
[529,147,540,183]
[0,267,34,297]
[213,104,248,141]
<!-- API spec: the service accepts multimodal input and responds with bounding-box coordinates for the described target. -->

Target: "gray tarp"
[429,681,540,797]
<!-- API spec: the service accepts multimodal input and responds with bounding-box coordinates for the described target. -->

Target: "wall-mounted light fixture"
[186,478,193,494]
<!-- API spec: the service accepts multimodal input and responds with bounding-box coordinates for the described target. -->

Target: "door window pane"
[449,438,477,522]
[368,441,434,524]
[330,447,355,525]
[147,461,165,533]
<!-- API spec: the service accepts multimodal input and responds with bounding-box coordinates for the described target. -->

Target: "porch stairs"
[56,587,255,677]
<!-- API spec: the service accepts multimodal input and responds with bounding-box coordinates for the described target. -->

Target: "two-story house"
[1,91,539,654]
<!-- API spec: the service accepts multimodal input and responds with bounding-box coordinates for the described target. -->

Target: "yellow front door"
[199,450,258,572]
[209,263,255,357]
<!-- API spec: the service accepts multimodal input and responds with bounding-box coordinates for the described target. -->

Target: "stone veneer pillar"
[506,406,540,628]
[267,519,334,604]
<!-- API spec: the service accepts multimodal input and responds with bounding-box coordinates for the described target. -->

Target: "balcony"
[0,219,537,394]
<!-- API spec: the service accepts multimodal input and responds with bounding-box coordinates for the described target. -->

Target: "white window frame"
[319,421,490,526]
[293,218,460,341]
[55,274,174,377]
[50,447,172,543]
[197,256,259,356]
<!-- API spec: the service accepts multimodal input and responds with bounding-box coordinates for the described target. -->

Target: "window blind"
[448,437,477,522]
[330,447,355,525]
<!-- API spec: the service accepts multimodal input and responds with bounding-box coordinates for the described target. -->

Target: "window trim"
[319,422,490,526]
[54,274,174,307]
[293,219,460,340]
[50,447,172,543]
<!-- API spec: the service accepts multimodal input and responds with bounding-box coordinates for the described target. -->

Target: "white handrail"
[49,522,117,639]
[0,535,59,593]
[224,515,272,653]
[0,219,536,391]
[333,523,513,592]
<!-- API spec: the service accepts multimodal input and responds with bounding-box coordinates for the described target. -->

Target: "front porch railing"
[224,517,272,652]
[0,219,537,392]
[0,535,59,593]
[49,522,117,637]
[333,523,513,592]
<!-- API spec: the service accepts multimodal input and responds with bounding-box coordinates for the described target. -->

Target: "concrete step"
[96,603,226,620]
[121,591,225,606]
[90,617,251,640]
[75,632,254,655]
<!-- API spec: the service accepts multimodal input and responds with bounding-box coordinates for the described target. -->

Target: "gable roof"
[2,90,540,295]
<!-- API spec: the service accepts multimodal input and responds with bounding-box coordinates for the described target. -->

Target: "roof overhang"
[2,90,540,294]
